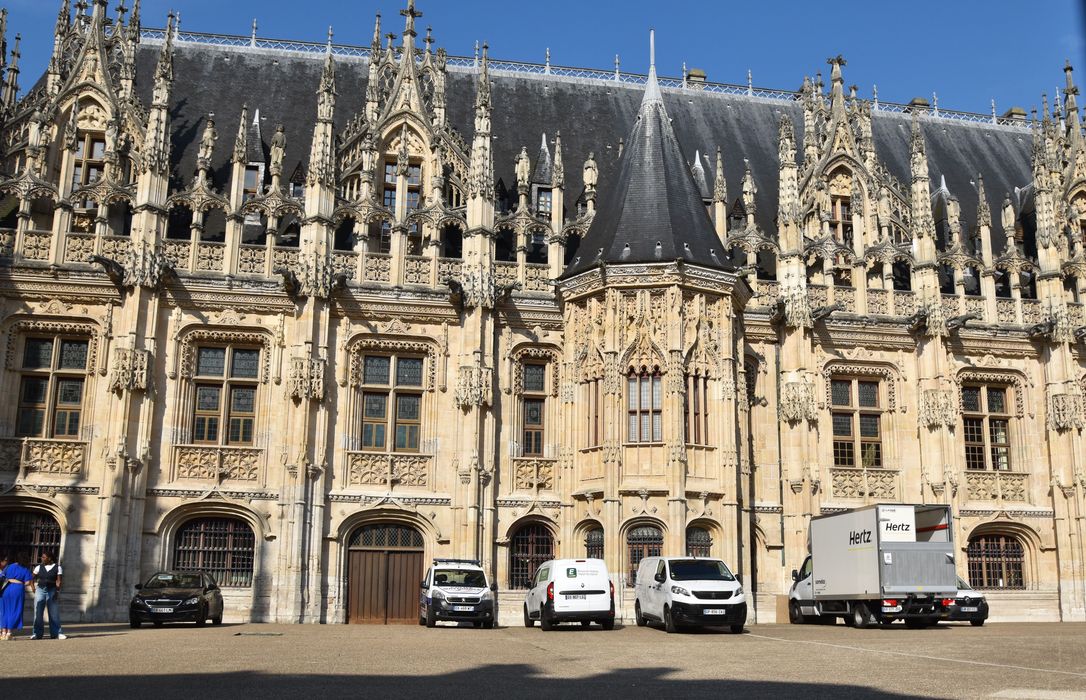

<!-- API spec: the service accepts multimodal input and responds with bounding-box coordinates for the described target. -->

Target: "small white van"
[522,558,615,630]
[634,556,746,633]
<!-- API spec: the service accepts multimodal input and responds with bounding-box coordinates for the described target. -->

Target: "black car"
[130,571,224,628]
[944,577,989,626]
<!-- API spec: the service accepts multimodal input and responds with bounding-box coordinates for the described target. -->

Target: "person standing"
[1,554,33,640]
[31,552,66,640]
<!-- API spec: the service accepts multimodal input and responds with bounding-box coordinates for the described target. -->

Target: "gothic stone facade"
[0,1,1082,624]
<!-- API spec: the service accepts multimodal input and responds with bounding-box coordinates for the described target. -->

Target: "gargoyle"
[810,302,845,323]
[89,254,126,290]
[945,311,981,332]
[274,266,300,300]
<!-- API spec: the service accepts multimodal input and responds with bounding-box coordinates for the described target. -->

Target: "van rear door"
[553,560,611,614]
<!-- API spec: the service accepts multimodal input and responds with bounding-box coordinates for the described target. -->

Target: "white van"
[522,558,615,630]
[634,556,746,633]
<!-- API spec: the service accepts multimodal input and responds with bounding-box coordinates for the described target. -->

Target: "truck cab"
[418,558,496,628]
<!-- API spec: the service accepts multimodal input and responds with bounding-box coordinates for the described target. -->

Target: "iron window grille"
[348,523,424,549]
[585,527,604,560]
[509,524,553,589]
[0,511,61,566]
[173,517,255,588]
[686,527,713,558]
[966,535,1025,589]
[626,525,663,586]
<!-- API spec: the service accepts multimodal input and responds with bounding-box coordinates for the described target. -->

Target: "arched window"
[686,526,713,558]
[627,370,662,443]
[967,534,1024,589]
[495,228,516,262]
[626,525,663,586]
[509,523,553,589]
[174,517,255,588]
[585,526,604,560]
[0,511,61,565]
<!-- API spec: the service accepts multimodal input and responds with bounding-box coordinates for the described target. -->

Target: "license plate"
[565,594,587,600]
[703,608,727,615]
[452,605,474,612]
[151,607,173,613]
[960,606,978,613]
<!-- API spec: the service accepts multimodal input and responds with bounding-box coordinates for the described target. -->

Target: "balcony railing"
[345,452,431,487]
[830,467,899,500]
[964,470,1028,503]
[174,445,263,482]
[0,438,87,476]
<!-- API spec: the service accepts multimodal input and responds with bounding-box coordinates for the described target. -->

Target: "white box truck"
[788,504,957,628]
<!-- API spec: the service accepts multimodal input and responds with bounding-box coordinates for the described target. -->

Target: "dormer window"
[536,189,552,218]
[243,166,261,202]
[71,132,105,223]
[831,195,853,247]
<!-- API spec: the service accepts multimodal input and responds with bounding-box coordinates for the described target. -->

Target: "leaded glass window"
[830,376,883,468]
[521,362,549,457]
[360,354,424,453]
[628,371,663,443]
[191,345,260,446]
[962,384,1012,471]
[16,335,90,439]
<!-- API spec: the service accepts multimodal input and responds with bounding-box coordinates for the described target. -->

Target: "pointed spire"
[552,131,564,188]
[713,146,726,204]
[1065,60,1080,131]
[828,54,846,111]
[317,29,336,123]
[475,41,490,110]
[232,103,249,164]
[0,10,7,73]
[150,14,173,107]
[130,0,141,31]
[691,148,709,199]
[531,132,552,185]
[642,29,662,106]
[55,0,71,35]
[400,0,421,39]
[371,12,381,52]
[2,34,19,110]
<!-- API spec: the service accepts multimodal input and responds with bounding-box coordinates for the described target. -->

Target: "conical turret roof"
[562,32,732,277]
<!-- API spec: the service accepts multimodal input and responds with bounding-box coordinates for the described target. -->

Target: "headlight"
[479,588,493,600]
[183,597,200,606]
[431,589,445,600]
[132,598,147,607]
[735,586,744,597]
[670,585,691,596]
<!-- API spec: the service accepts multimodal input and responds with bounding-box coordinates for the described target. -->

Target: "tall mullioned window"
[192,346,260,445]
[361,354,424,453]
[962,384,1011,471]
[683,373,709,445]
[17,336,90,439]
[521,363,546,457]
[627,370,662,443]
[830,377,883,468]
[174,517,255,588]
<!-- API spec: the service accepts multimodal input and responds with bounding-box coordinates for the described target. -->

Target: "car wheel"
[970,619,985,627]
[580,620,592,628]
[851,602,873,629]
[540,606,553,631]
[634,601,647,627]
[473,621,482,629]
[664,605,678,634]
[195,604,207,627]
[483,620,494,629]
[730,624,744,634]
[601,619,615,631]
[523,604,534,628]
[129,617,141,629]
[788,601,804,624]
[212,609,223,626]
[152,621,163,628]
[425,605,436,629]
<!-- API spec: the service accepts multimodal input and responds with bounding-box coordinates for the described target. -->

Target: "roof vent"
[621,243,631,260]
[1001,106,1027,122]
[907,97,930,112]
[687,68,706,91]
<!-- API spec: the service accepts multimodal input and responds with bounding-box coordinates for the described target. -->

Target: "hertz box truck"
[788,504,957,628]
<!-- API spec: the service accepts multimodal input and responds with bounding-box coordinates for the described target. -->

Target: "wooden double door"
[346,523,425,624]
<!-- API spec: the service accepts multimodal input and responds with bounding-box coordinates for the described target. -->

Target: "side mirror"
[420,580,427,589]
[653,572,666,584]
[134,583,142,590]
[490,583,498,592]
[791,569,799,582]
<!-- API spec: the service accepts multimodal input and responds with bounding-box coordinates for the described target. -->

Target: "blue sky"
[4,0,1083,116]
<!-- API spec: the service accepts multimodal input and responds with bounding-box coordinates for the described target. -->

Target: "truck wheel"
[851,602,874,629]
[730,624,744,634]
[425,606,436,628]
[970,619,985,627]
[540,605,553,631]
[635,601,647,627]
[601,619,615,630]
[788,601,804,624]
[523,604,534,628]
[664,606,679,634]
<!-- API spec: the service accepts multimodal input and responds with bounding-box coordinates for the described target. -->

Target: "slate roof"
[130,40,1034,261]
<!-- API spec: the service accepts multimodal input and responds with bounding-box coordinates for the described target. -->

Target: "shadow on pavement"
[8,666,945,699]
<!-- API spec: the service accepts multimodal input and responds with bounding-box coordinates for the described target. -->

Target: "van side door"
[648,560,667,617]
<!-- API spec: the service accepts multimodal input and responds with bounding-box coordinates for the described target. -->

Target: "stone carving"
[6,320,99,372]
[1047,391,1083,432]
[349,338,437,391]
[780,285,812,328]
[179,329,272,384]
[919,389,955,428]
[514,458,555,490]
[455,357,493,408]
[109,348,151,394]
[583,152,598,195]
[270,124,286,177]
[346,452,430,487]
[779,380,817,423]
[965,471,1027,503]
[0,439,86,475]
[197,117,217,168]
[459,265,497,309]
[124,240,166,288]
[176,446,262,481]
[288,355,326,401]
[831,467,898,500]
[515,146,531,192]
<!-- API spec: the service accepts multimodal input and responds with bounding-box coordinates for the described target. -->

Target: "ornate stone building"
[0,1,1082,624]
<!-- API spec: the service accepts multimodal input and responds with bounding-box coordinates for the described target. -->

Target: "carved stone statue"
[877,183,891,231]
[741,163,757,216]
[1001,194,1015,234]
[198,117,217,165]
[27,110,48,151]
[815,178,830,222]
[583,151,598,191]
[270,124,286,175]
[105,116,120,155]
[515,146,531,189]
[947,195,961,238]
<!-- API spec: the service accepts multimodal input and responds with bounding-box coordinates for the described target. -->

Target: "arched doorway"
[0,510,61,565]
[346,522,425,624]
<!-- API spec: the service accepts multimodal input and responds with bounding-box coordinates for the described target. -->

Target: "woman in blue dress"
[1,554,33,640]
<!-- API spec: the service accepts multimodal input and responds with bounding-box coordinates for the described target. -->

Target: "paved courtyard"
[2,621,1083,699]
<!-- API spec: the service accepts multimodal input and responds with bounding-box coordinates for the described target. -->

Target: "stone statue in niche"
[877,183,891,234]
[198,117,217,165]
[515,146,531,190]
[583,152,598,191]
[1001,194,1015,235]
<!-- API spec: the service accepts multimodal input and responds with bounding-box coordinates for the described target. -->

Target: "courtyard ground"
[2,621,1083,699]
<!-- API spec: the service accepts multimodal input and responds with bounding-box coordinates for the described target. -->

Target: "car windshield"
[145,573,203,589]
[432,569,486,587]
[668,560,735,582]
[957,577,973,590]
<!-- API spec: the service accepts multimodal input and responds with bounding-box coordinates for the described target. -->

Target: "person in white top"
[31,552,66,640]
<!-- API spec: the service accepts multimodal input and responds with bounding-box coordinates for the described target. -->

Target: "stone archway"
[346,522,425,625]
